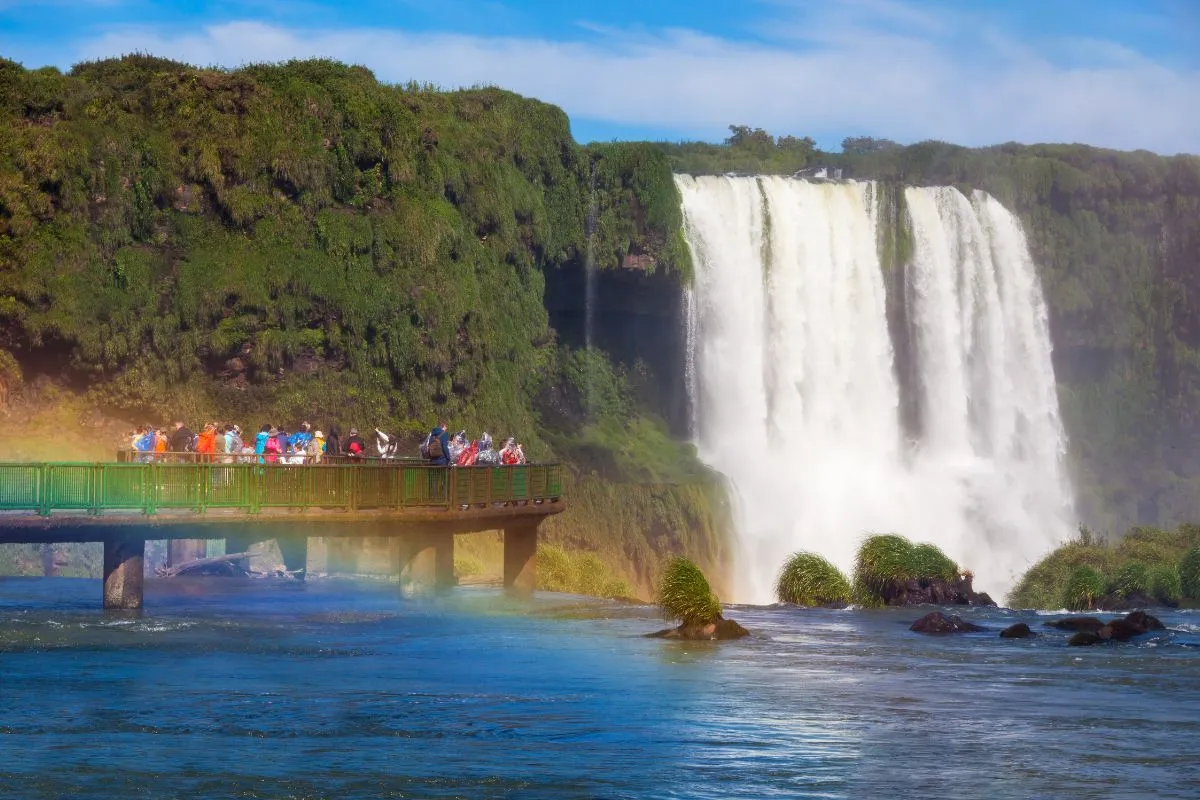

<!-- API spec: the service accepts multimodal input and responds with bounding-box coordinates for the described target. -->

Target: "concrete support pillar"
[167,539,207,568]
[103,538,145,610]
[503,521,538,594]
[278,536,309,579]
[224,533,258,557]
[397,532,454,596]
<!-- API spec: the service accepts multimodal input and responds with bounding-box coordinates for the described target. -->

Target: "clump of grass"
[536,543,577,593]
[910,542,959,583]
[776,552,851,606]
[657,557,721,626]
[1112,561,1151,597]
[1062,565,1106,611]
[1181,548,1200,600]
[1149,563,1182,605]
[453,554,485,578]
[853,534,915,605]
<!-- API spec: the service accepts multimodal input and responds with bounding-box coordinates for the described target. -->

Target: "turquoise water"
[2,577,1198,799]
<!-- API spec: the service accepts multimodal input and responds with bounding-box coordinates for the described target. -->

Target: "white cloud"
[66,3,1200,153]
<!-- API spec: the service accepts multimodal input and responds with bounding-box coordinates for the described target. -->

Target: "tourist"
[325,426,342,458]
[375,428,398,459]
[344,427,367,458]
[426,422,451,466]
[447,430,467,464]
[501,437,521,465]
[475,432,498,466]
[168,421,195,454]
[307,430,325,464]
[196,423,217,461]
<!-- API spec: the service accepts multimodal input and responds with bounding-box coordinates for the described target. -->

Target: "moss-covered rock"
[775,552,852,607]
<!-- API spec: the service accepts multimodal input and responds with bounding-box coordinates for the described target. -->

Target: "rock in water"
[1124,611,1164,631]
[909,612,984,634]
[1069,631,1104,646]
[1000,622,1033,639]
[1045,616,1105,633]
[648,614,750,641]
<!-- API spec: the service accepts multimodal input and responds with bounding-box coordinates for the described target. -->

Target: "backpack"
[427,434,444,460]
[348,439,363,456]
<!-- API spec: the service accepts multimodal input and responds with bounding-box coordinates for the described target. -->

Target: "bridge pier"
[397,532,454,596]
[278,537,308,579]
[103,538,145,610]
[503,521,538,594]
[167,539,207,568]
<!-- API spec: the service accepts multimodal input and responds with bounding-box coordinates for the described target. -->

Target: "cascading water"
[678,175,1075,604]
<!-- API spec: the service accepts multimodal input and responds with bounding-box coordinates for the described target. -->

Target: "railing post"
[37,464,50,517]
[348,465,357,512]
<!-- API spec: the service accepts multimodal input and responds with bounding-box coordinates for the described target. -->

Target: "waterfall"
[678,175,1075,604]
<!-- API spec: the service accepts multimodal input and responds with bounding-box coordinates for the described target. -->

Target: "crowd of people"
[125,419,528,466]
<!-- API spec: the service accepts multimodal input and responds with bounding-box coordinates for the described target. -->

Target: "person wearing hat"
[255,424,271,464]
[344,427,366,458]
[307,430,326,463]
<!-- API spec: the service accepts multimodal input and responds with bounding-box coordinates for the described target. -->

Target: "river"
[2,577,1198,798]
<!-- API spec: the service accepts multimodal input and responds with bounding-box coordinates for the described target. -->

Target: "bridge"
[0,461,565,609]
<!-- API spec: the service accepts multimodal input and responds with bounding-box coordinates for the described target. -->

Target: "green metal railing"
[0,463,563,516]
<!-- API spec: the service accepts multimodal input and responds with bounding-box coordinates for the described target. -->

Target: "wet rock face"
[909,612,985,634]
[878,576,996,607]
[1058,612,1165,646]
[1000,622,1033,639]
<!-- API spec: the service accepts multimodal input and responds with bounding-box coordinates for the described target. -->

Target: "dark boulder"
[910,611,985,634]
[648,614,750,640]
[1098,592,1166,611]
[1124,611,1165,631]
[1069,631,1104,646]
[875,574,997,607]
[1045,616,1105,633]
[1000,622,1033,639]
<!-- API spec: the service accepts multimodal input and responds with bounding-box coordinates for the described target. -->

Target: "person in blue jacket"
[429,421,451,466]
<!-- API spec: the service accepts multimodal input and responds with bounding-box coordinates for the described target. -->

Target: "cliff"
[0,55,722,589]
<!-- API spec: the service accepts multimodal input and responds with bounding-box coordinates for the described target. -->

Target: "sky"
[1,0,1198,153]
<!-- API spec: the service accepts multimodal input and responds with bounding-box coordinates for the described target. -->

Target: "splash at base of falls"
[677,175,1075,604]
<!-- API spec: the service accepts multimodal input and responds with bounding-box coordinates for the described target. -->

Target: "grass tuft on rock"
[910,543,960,583]
[657,557,721,626]
[776,552,852,606]
[1062,565,1106,611]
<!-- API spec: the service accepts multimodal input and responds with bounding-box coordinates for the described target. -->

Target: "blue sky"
[2,0,1198,152]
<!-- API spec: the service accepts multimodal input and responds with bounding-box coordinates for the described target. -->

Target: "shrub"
[1181,548,1200,600]
[453,554,484,578]
[536,543,577,593]
[1149,563,1182,605]
[1112,561,1151,597]
[1062,566,1106,611]
[910,543,959,582]
[854,533,916,600]
[658,557,721,626]
[776,552,852,606]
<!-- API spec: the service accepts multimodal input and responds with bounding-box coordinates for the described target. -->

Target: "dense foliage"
[1010,525,1200,609]
[851,533,959,607]
[775,552,852,607]
[1062,565,1106,611]
[657,557,721,626]
[0,56,688,445]
[0,56,719,587]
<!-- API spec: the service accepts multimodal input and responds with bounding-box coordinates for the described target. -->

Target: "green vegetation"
[0,56,723,587]
[851,534,959,607]
[1149,564,1182,605]
[1010,525,1200,608]
[535,542,633,599]
[1181,548,1200,599]
[1062,565,1107,611]
[657,557,721,626]
[1112,561,1151,597]
[775,552,852,606]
